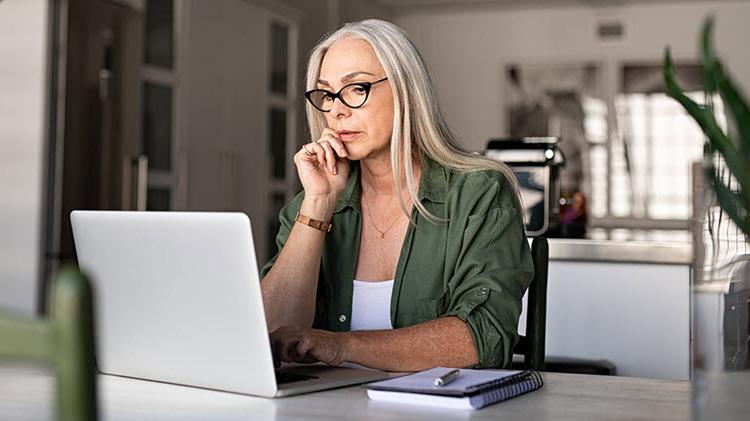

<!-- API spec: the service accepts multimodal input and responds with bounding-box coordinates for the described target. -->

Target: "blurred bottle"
[555,191,588,238]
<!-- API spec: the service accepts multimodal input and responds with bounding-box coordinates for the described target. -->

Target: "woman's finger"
[321,127,338,139]
[317,140,338,175]
[320,131,348,158]
[278,337,297,362]
[296,144,317,166]
[310,142,328,169]
[301,141,326,168]
[295,337,313,361]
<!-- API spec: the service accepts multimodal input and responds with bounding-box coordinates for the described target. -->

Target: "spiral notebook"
[366,367,543,410]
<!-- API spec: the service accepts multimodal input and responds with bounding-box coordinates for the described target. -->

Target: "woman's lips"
[338,131,361,142]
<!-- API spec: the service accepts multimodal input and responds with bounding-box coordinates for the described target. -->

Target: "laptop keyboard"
[275,371,319,385]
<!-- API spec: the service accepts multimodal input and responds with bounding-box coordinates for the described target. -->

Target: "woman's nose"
[329,97,351,118]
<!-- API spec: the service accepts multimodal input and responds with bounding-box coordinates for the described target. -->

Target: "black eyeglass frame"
[304,77,389,112]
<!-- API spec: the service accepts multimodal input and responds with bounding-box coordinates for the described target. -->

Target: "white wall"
[395,1,750,152]
[180,0,270,262]
[0,0,49,316]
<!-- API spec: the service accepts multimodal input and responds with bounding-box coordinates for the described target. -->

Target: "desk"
[0,365,688,420]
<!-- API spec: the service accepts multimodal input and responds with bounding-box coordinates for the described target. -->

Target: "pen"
[433,369,461,387]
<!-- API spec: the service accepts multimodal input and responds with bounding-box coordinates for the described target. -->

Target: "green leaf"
[713,65,750,162]
[700,17,718,93]
[700,17,750,164]
[663,48,750,207]
[708,165,750,237]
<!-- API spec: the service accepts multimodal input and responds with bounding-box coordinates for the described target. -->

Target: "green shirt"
[260,157,533,368]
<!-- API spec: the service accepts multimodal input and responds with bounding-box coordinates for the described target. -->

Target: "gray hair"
[305,19,520,222]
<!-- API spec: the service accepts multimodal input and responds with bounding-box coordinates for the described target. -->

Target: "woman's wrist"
[336,331,357,364]
[300,194,337,221]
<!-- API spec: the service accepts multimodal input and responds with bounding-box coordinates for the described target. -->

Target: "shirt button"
[339,314,347,323]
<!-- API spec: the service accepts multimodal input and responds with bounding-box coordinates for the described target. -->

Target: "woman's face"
[318,37,394,161]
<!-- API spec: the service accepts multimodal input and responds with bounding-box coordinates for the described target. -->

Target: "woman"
[261,19,533,371]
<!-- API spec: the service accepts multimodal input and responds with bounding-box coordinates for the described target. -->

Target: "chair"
[513,236,549,371]
[0,268,97,421]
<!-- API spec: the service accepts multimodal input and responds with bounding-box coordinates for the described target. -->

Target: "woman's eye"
[351,86,366,94]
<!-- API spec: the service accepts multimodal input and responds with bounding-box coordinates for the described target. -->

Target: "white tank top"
[350,279,394,331]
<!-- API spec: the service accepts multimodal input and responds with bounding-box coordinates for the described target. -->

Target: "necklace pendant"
[380,233,385,239]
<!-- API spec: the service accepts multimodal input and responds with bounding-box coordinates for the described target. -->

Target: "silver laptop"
[70,211,387,397]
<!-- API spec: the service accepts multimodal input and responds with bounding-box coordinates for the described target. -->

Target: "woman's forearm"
[261,196,336,330]
[341,316,479,371]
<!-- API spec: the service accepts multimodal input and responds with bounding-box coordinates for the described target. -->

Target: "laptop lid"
[71,211,278,397]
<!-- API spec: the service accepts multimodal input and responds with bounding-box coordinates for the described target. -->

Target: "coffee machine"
[485,137,567,237]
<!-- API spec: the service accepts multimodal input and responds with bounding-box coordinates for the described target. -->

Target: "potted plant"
[663,16,750,420]
[663,17,749,238]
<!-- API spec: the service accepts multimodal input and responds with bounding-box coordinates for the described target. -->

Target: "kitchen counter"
[524,238,693,379]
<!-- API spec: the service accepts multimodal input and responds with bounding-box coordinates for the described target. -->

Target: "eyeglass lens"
[309,84,369,111]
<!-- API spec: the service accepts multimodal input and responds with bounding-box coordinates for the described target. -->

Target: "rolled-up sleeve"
[442,205,534,369]
[259,192,303,279]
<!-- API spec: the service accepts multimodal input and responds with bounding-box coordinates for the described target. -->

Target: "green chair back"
[0,268,97,421]
[514,236,549,371]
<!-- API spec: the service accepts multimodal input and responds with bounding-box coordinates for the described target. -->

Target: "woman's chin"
[342,144,367,161]
[344,143,390,162]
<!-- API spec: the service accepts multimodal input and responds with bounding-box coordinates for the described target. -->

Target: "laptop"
[70,211,388,397]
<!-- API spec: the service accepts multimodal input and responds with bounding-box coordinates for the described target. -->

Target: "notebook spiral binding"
[468,370,544,405]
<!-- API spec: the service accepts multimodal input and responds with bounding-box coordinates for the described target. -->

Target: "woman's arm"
[261,196,335,331]
[270,316,479,371]
[345,316,479,370]
[262,128,350,331]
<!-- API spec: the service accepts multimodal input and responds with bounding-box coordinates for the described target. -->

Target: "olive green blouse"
[260,157,534,369]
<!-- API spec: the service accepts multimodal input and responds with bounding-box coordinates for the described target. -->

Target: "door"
[53,0,143,268]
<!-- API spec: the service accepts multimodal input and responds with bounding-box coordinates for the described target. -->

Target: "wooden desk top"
[0,365,689,420]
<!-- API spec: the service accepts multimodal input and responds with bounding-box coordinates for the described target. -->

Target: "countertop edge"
[542,239,693,265]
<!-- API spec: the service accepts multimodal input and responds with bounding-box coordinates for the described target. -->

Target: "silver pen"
[433,369,461,387]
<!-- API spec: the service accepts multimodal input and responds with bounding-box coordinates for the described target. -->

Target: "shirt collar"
[333,156,448,214]
[418,156,448,204]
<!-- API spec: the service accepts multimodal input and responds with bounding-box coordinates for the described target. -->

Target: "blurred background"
[1,0,749,323]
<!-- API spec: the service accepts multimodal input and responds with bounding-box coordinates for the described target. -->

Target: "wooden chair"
[513,236,549,371]
[0,268,97,421]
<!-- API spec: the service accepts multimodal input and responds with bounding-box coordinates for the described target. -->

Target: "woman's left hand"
[269,326,350,367]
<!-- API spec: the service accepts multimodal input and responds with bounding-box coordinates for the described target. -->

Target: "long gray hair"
[305,19,520,221]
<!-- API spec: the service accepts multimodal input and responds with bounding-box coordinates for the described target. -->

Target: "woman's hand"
[269,326,350,367]
[294,128,350,201]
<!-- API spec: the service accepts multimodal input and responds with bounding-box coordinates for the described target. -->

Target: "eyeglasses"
[305,77,388,112]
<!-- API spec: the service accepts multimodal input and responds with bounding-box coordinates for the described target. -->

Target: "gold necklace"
[362,193,402,239]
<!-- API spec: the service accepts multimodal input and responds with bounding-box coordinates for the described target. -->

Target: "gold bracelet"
[295,212,332,233]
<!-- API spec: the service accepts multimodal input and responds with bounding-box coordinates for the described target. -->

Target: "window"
[147,188,171,211]
[144,0,174,69]
[269,108,287,180]
[270,22,289,95]
[583,96,609,219]
[583,63,726,240]
[142,82,172,171]
[141,0,179,211]
[613,91,725,220]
